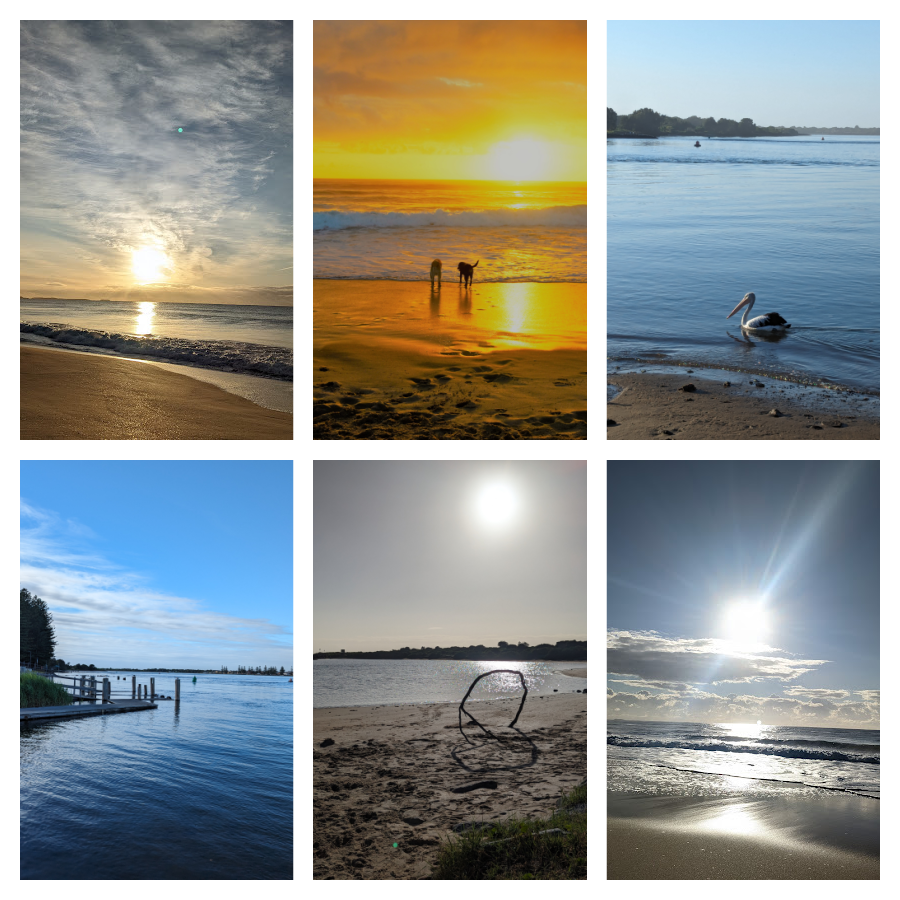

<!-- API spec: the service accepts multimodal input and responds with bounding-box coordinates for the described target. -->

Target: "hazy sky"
[608,20,880,127]
[21,21,292,305]
[314,20,586,180]
[21,461,293,670]
[314,461,586,652]
[608,461,879,729]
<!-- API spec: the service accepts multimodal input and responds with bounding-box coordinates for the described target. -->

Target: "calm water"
[21,673,293,880]
[314,179,586,281]
[608,720,879,800]
[608,135,879,392]
[20,299,293,381]
[313,658,587,708]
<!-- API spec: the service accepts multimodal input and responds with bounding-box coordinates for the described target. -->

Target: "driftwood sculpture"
[458,669,528,745]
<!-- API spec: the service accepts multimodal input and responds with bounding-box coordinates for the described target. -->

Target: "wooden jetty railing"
[43,673,181,705]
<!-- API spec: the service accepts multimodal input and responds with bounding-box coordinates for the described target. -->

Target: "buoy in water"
[192,676,197,683]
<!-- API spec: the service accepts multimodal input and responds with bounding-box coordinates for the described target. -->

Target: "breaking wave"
[313,205,586,231]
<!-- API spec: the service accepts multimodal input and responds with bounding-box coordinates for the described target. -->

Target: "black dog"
[457,259,479,287]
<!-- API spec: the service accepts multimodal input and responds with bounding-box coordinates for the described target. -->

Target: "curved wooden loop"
[458,669,528,745]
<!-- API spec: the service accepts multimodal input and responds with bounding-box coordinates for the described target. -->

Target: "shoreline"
[314,280,586,439]
[608,372,879,439]
[21,346,292,440]
[608,791,879,880]
[314,694,586,879]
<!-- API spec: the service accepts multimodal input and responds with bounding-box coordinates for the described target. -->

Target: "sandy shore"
[608,372,879,439]
[313,694,586,879]
[21,346,292,440]
[608,792,879,880]
[314,281,586,439]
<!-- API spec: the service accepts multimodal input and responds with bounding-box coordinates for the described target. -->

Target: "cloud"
[607,686,879,728]
[608,630,828,685]
[20,21,292,302]
[21,500,292,669]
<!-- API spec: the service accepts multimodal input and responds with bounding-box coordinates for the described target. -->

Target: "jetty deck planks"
[20,699,158,721]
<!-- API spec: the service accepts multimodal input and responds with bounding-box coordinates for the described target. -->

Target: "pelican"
[726,292,791,332]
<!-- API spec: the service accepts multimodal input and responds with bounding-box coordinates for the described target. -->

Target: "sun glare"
[475,482,519,529]
[720,599,770,649]
[132,245,170,284]
[486,139,553,181]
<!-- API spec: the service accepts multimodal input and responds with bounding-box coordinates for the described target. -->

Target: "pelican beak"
[726,296,750,319]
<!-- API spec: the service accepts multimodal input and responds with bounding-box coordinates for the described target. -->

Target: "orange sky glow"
[314,21,587,181]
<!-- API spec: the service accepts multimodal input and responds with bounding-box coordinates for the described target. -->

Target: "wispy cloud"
[21,21,292,304]
[21,500,292,669]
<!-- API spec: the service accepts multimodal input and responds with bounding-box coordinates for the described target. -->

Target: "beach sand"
[313,694,587,879]
[314,281,587,439]
[608,793,879,880]
[608,372,879,439]
[21,346,292,440]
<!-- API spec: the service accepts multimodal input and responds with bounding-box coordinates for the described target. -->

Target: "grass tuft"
[20,673,74,709]
[431,780,586,880]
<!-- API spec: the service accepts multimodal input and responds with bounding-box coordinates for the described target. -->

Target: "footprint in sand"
[410,377,433,388]
[446,367,461,372]
[455,400,478,409]
[435,374,451,382]
[472,365,492,373]
[482,373,513,383]
[458,350,480,357]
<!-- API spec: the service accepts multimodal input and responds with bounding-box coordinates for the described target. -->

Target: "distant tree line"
[313,639,586,662]
[608,107,798,137]
[789,125,879,135]
[20,589,57,668]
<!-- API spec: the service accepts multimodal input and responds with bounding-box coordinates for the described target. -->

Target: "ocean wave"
[20,323,293,381]
[607,735,879,765]
[313,205,587,231]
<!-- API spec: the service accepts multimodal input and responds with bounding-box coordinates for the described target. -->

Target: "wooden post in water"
[132,675,136,699]
[175,678,180,703]
[102,678,110,703]
[144,685,148,699]
[90,676,97,704]
[150,678,155,702]
[79,675,85,701]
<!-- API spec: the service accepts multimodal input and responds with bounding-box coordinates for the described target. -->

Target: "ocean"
[21,672,293,880]
[608,720,879,800]
[20,299,293,410]
[608,135,879,394]
[313,179,586,282]
[313,659,587,708]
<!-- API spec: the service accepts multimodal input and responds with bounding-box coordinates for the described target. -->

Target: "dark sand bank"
[21,346,292,440]
[314,280,587,439]
[608,792,879,880]
[314,695,586,879]
[607,372,878,439]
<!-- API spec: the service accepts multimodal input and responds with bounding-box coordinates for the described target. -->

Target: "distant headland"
[608,106,880,138]
[313,639,586,661]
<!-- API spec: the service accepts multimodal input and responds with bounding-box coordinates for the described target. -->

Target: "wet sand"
[313,694,586,879]
[21,346,292,440]
[314,280,587,439]
[608,372,879,439]
[608,792,879,880]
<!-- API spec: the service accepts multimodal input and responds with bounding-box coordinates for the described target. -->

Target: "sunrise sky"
[608,461,879,729]
[314,20,586,181]
[20,21,292,305]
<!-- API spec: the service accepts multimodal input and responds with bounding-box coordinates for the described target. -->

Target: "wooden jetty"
[21,698,158,722]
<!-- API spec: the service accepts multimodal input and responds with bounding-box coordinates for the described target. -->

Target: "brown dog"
[457,259,479,287]
[430,259,442,286]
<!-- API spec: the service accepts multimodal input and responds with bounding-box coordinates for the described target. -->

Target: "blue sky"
[20,21,292,305]
[608,21,880,127]
[21,461,293,670]
[315,461,586,652]
[608,461,879,728]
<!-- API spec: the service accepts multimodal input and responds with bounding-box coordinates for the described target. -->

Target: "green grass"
[20,673,75,708]
[431,780,586,880]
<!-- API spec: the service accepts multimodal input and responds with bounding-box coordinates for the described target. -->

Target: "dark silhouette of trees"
[607,107,617,131]
[613,108,797,138]
[20,589,57,666]
[738,117,755,137]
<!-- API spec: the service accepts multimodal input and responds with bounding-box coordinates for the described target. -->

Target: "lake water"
[313,658,587,708]
[20,672,293,880]
[608,135,879,393]
[314,179,586,282]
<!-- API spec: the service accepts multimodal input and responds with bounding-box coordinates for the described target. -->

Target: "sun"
[486,138,554,181]
[475,482,519,529]
[720,599,770,648]
[132,245,171,284]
